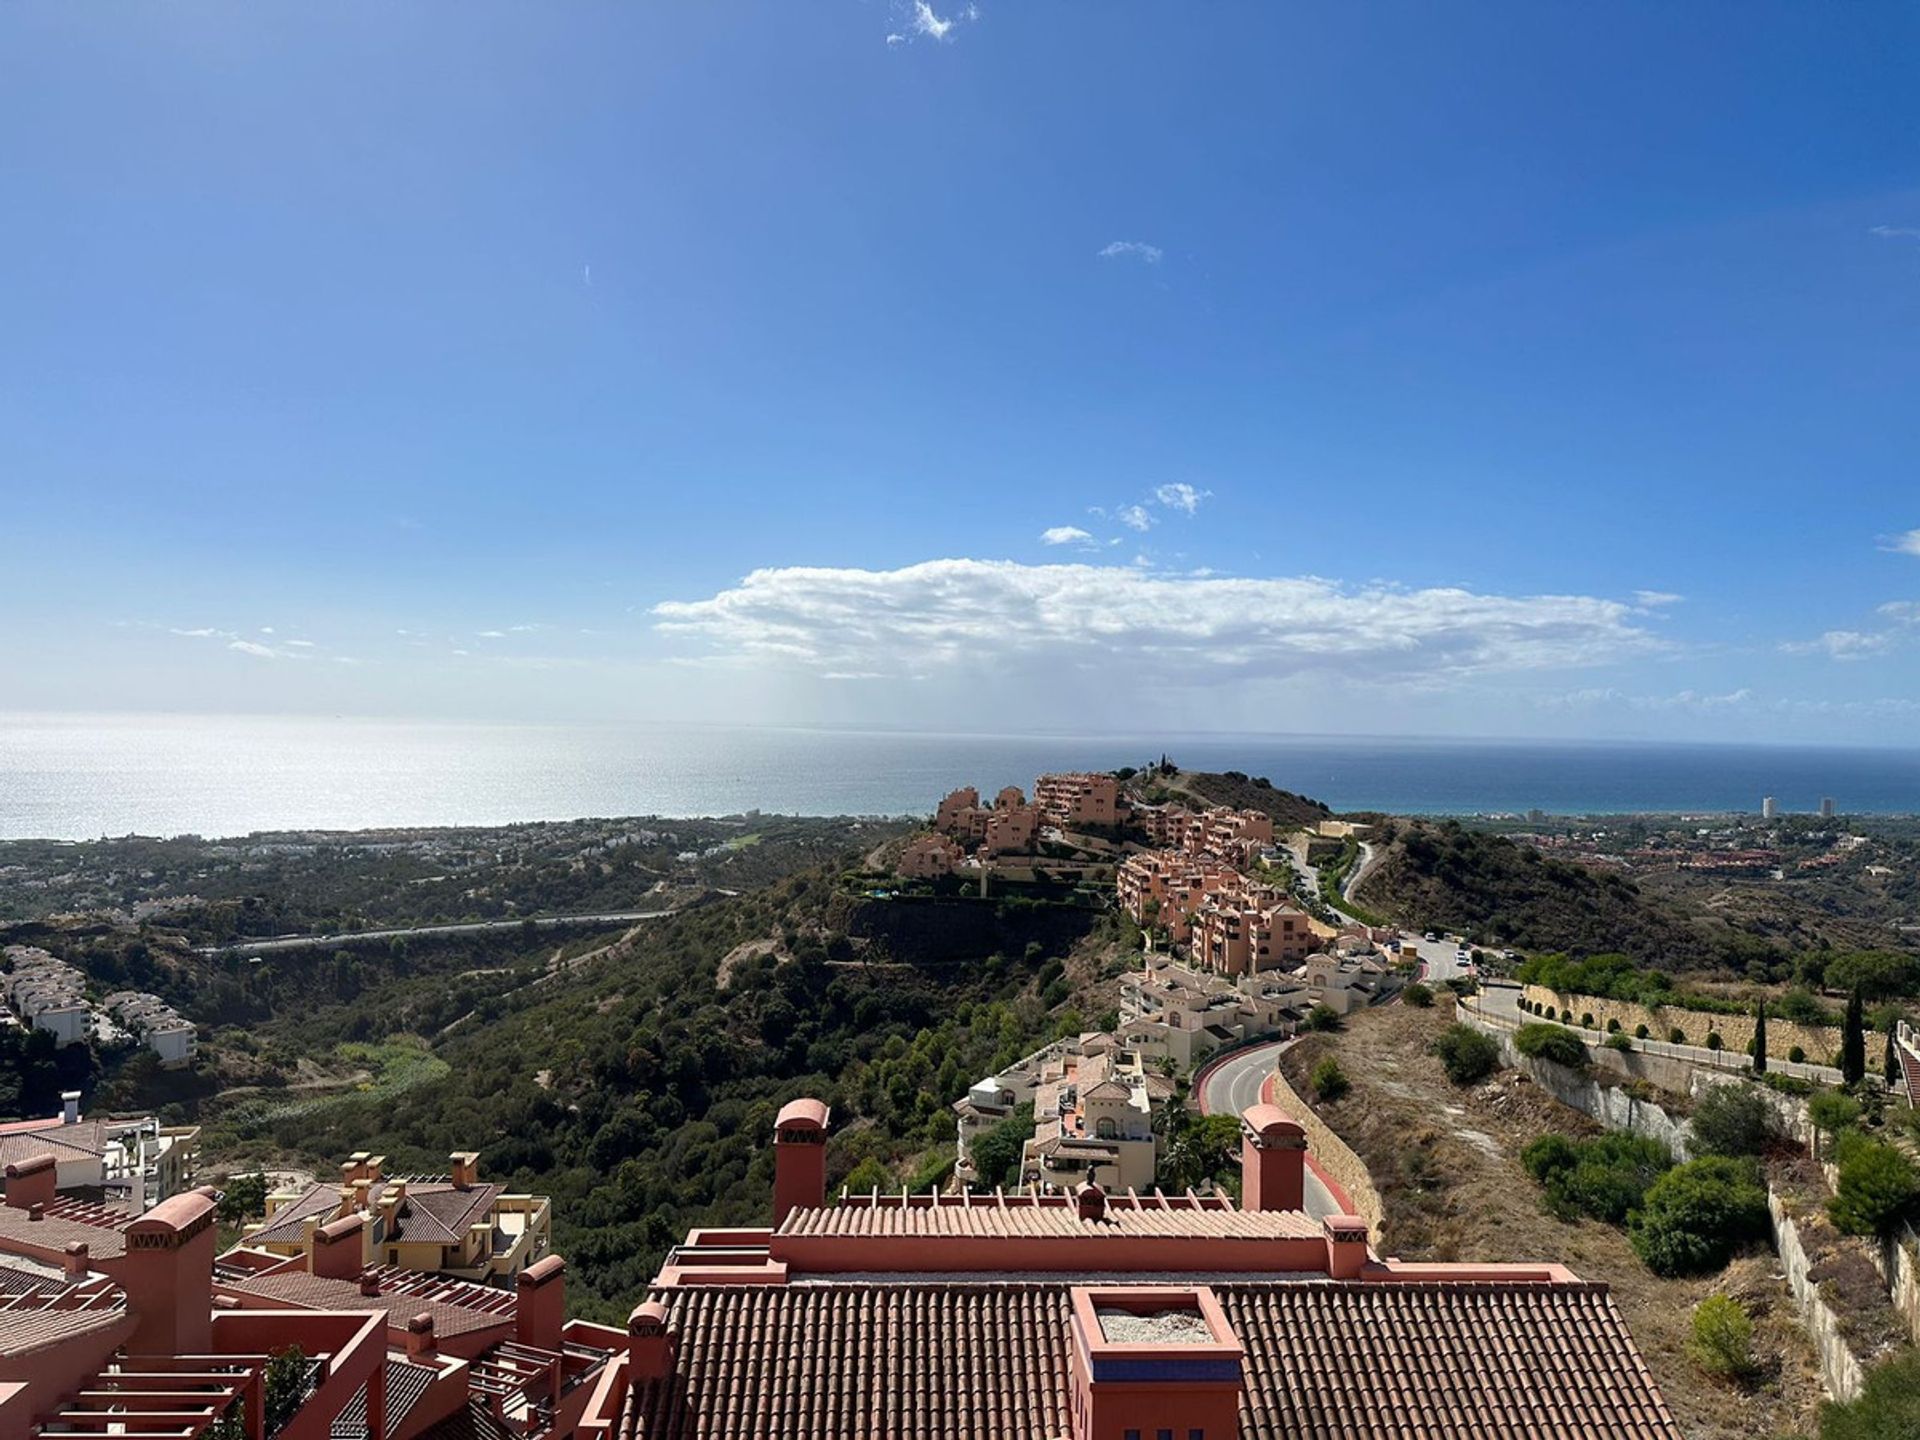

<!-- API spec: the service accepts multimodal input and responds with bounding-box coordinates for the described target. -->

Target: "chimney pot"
[627,1300,676,1380]
[359,1268,382,1296]
[1075,1182,1107,1223]
[405,1311,437,1359]
[1240,1103,1307,1213]
[1324,1214,1371,1280]
[771,1098,831,1225]
[27,1202,43,1222]
[60,1091,81,1126]
[63,1241,88,1278]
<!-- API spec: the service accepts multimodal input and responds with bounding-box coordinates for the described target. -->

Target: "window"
[1190,1431,1206,1440]
[1124,1431,1141,1440]
[1095,1117,1118,1140]
[1159,1431,1175,1440]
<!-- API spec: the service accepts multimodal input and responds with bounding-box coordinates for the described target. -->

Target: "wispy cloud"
[1153,482,1210,516]
[1117,504,1154,532]
[1780,629,1893,661]
[654,558,1660,685]
[886,1,977,46]
[1870,225,1920,242]
[227,640,279,660]
[1098,240,1163,264]
[1632,590,1684,609]
[1878,601,1920,625]
[1040,525,1095,547]
[476,630,508,639]
[1880,528,1920,557]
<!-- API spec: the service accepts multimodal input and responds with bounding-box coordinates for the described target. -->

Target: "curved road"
[1197,1039,1341,1219]
[196,908,678,956]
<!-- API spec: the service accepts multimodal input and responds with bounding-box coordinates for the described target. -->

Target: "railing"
[1458,992,1856,1088]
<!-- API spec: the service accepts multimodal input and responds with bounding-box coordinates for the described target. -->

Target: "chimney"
[627,1300,676,1381]
[1075,1182,1107,1224]
[449,1152,479,1191]
[516,1255,566,1351]
[350,1178,371,1213]
[771,1098,830,1225]
[120,1189,218,1356]
[405,1312,437,1360]
[344,1152,371,1185]
[364,1155,385,1183]
[312,1213,367,1280]
[1324,1214,1371,1280]
[4,1154,57,1212]
[359,1268,382,1297]
[60,1091,81,1126]
[28,1202,44,1222]
[63,1241,89,1279]
[1239,1104,1307,1213]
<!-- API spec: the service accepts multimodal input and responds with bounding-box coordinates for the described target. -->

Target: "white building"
[1762,796,1778,820]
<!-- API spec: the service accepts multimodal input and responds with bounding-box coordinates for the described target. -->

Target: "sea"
[3,712,1920,841]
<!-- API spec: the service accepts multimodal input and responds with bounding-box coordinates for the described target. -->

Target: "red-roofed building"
[568,1097,1681,1440]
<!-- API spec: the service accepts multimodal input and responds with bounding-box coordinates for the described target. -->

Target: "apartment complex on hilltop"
[0,1093,201,1213]
[2,945,198,1067]
[568,1097,1682,1439]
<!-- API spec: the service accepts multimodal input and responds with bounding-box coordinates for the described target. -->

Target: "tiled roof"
[780,1199,1323,1242]
[417,1399,512,1440]
[618,1280,1680,1440]
[218,1269,515,1339]
[250,1179,502,1248]
[0,1199,129,1258]
[331,1360,441,1440]
[0,1121,112,1167]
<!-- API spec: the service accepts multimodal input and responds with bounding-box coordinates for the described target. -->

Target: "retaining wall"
[1522,985,1839,1063]
[1267,1064,1385,1243]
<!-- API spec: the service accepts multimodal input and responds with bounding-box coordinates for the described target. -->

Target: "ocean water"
[3,712,1920,841]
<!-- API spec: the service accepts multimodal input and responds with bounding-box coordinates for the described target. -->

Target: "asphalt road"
[1197,1039,1341,1219]
[197,908,677,956]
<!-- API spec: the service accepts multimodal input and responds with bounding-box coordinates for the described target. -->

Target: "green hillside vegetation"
[198,866,1105,1321]
[1123,766,1332,831]
[1357,820,1793,976]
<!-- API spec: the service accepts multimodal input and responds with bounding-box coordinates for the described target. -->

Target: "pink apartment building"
[1033,773,1122,829]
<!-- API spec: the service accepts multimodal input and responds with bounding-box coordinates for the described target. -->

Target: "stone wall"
[1267,1064,1385,1243]
[1522,985,1839,1061]
[1772,1191,1867,1403]
[1868,1221,1920,1346]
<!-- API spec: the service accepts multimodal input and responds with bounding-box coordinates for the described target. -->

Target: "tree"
[263,1347,312,1435]
[1887,1022,1903,1091]
[1159,1113,1243,1192]
[967,1105,1034,1190]
[1828,1135,1920,1237]
[1628,1157,1770,1277]
[216,1172,270,1225]
[1820,1348,1920,1440]
[1402,982,1434,1008]
[1751,1002,1767,1075]
[839,1157,893,1199]
[1842,986,1867,1088]
[1514,1023,1589,1070]
[1688,1295,1755,1381]
[1305,1004,1342,1033]
[1431,1025,1501,1086]
[1688,1084,1776,1159]
[1311,1057,1350,1102]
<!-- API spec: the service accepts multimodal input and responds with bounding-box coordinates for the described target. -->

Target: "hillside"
[1354,819,1788,975]
[1125,766,1332,831]
[174,862,1131,1320]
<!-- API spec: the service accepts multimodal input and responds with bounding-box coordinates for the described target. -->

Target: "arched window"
[1095,1117,1118,1140]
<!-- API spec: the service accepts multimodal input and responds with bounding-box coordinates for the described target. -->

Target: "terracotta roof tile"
[781,1199,1322,1242]
[250,1179,502,1248]
[219,1269,514,1340]
[618,1280,1680,1440]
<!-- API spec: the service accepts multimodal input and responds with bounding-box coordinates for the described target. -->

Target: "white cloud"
[1881,528,1920,557]
[654,558,1659,685]
[1117,504,1154,532]
[1632,590,1684,608]
[1153,482,1210,516]
[887,1,976,45]
[286,639,316,648]
[1870,226,1920,242]
[168,627,224,639]
[1780,629,1893,661]
[227,640,279,660]
[1098,240,1163,264]
[1040,525,1095,547]
[1878,601,1920,625]
[477,630,508,639]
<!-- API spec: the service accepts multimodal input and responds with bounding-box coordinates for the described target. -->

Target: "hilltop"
[1123,765,1333,831]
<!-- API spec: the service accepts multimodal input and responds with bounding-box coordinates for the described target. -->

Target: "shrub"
[1432,1024,1502,1086]
[1311,1057,1351,1103]
[1760,1072,1815,1098]
[1689,1084,1777,1159]
[1635,1024,1650,1040]
[1688,1295,1755,1381]
[1788,1046,1806,1064]
[1402,982,1434,1008]
[1808,1091,1863,1137]
[1606,1032,1634,1053]
[1705,1032,1723,1051]
[1670,1027,1687,1045]
[1305,1004,1342,1033]
[1514,1022,1590,1069]
[1523,1131,1673,1224]
[1628,1157,1770,1277]
[1819,1346,1920,1440]
[1829,1136,1920,1237]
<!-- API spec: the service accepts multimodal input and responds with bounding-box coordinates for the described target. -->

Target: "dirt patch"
[1280,1005,1824,1440]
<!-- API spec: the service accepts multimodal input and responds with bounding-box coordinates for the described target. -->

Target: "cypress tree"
[1886,1022,1903,1090]
[1842,985,1867,1088]
[1751,1002,1768,1075]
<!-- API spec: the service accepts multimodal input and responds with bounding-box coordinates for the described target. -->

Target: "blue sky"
[3,1,1918,742]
